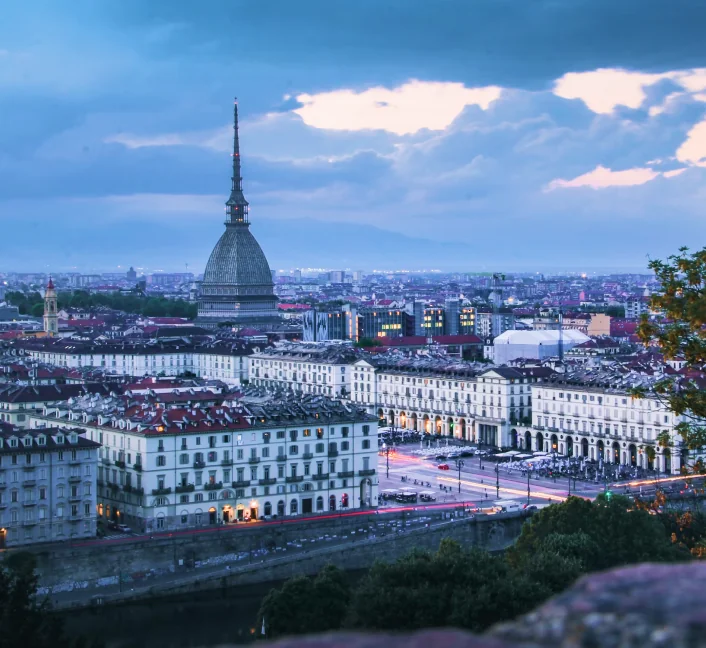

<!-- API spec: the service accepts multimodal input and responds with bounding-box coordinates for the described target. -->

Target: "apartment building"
[0,425,99,547]
[30,389,378,532]
[529,372,685,473]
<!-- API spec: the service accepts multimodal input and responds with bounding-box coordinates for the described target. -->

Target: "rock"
[489,562,706,648]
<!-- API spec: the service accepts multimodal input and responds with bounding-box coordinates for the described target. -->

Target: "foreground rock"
[489,562,706,647]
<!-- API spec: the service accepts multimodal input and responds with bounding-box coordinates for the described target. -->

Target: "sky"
[1,0,706,274]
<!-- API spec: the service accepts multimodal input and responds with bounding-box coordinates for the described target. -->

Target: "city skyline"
[2,1,705,271]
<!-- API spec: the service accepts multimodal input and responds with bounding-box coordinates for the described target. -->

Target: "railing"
[123,485,144,495]
[258,478,277,486]
[285,475,304,483]
[101,458,111,466]
[313,473,329,480]
[358,469,376,476]
[302,452,314,460]
[114,460,126,469]
[68,475,81,483]
[193,460,205,469]
[337,471,354,478]
[328,450,339,457]
[69,494,81,502]
[276,455,288,462]
[22,479,36,487]
[221,459,233,466]
[22,500,37,507]
[151,487,172,496]
[204,481,223,491]
[133,463,143,472]
[175,484,195,493]
[248,457,261,464]
[232,480,251,488]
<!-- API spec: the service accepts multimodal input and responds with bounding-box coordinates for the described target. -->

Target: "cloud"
[546,165,661,190]
[676,120,706,167]
[294,80,502,135]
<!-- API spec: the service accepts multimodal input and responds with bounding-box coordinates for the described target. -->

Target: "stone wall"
[24,509,526,596]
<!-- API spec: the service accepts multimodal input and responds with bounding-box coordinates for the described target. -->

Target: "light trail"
[437,476,568,502]
[618,473,706,488]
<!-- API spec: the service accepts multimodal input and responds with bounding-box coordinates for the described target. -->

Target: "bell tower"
[43,277,58,337]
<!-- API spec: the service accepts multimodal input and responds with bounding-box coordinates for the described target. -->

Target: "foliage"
[6,290,196,319]
[347,539,544,633]
[508,495,688,572]
[257,565,351,640]
[636,246,706,451]
[0,553,68,648]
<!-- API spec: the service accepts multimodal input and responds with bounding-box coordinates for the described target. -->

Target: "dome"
[202,224,273,289]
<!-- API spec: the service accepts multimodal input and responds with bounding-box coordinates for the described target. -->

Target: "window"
[315,443,324,453]
[289,430,298,441]
[303,429,311,437]
[39,488,46,500]
[341,427,349,437]
[290,445,299,455]
[207,451,217,462]
[362,440,370,449]
[362,425,370,436]
[179,453,189,465]
[341,441,350,451]
[156,455,166,467]
[276,431,285,439]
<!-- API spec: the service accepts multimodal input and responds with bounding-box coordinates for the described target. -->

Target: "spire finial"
[226,97,249,225]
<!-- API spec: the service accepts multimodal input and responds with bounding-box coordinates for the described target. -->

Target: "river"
[59,571,366,648]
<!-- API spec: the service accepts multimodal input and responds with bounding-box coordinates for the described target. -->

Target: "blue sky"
[1,0,705,273]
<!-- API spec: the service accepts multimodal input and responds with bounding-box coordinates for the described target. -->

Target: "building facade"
[30,390,378,531]
[0,426,99,547]
[43,278,58,337]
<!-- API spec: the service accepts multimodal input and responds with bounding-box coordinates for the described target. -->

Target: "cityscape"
[1,1,706,647]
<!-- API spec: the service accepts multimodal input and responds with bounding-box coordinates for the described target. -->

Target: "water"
[60,571,367,648]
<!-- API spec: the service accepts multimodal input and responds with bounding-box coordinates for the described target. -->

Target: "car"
[437,463,450,470]
[523,504,538,512]
[115,524,132,533]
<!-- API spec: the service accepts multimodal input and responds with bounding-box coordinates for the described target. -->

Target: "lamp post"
[478,433,483,470]
[495,462,500,499]
[456,459,464,494]
[527,467,531,507]
[383,443,390,479]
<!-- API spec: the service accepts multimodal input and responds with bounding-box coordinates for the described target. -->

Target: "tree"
[347,540,543,633]
[354,337,381,348]
[0,553,70,648]
[636,246,706,455]
[508,495,688,573]
[257,565,351,640]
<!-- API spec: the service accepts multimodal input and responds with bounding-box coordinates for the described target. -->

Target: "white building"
[0,426,99,547]
[529,375,684,473]
[249,343,359,398]
[30,389,378,532]
[493,329,589,364]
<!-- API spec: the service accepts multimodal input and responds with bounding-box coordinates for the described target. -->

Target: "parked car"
[437,463,450,470]
[115,524,132,533]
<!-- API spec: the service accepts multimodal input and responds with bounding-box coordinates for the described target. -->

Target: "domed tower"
[197,99,280,329]
[43,277,58,337]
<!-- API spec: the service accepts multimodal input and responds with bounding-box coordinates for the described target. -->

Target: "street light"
[456,459,464,494]
[527,465,531,507]
[383,443,390,479]
[495,462,500,498]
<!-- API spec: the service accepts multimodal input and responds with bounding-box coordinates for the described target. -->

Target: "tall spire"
[226,98,249,225]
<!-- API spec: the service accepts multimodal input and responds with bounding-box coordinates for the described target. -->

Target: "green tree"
[508,495,688,573]
[347,539,543,633]
[636,246,706,455]
[31,303,45,318]
[354,337,382,348]
[257,565,351,640]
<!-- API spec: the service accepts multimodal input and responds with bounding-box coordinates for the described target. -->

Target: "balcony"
[204,482,223,491]
[232,480,251,488]
[248,457,261,464]
[313,473,330,480]
[327,450,339,458]
[101,458,111,466]
[107,482,120,491]
[258,478,277,486]
[358,469,376,477]
[68,475,81,483]
[151,487,172,496]
[532,425,545,430]
[22,501,37,507]
[193,460,206,469]
[69,495,81,502]
[276,455,288,462]
[221,459,233,466]
[115,460,126,469]
[0,483,6,490]
[22,479,36,487]
[123,485,144,495]
[133,463,143,472]
[285,475,304,483]
[337,471,354,478]
[69,458,82,466]
[302,452,314,460]
[176,484,195,493]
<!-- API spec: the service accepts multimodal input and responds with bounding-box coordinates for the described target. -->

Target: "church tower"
[43,277,58,337]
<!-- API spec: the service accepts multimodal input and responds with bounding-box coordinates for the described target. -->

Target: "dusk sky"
[2,0,706,274]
